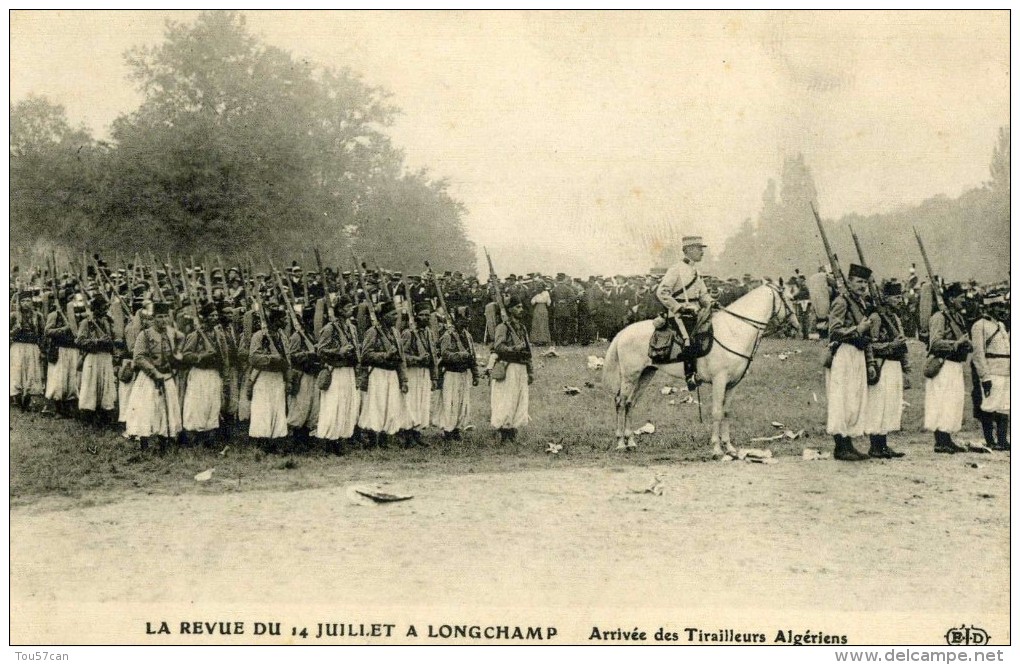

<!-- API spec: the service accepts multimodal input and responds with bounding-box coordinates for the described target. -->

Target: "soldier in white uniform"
[924,283,972,454]
[654,235,714,390]
[970,291,1009,450]
[825,264,875,461]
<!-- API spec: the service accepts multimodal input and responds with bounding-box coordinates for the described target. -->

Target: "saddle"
[648,312,713,365]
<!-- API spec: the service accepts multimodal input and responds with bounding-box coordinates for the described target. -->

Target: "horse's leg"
[710,375,729,460]
[614,386,628,449]
[624,366,657,449]
[720,385,737,456]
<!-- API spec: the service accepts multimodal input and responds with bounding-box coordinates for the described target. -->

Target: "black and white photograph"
[8,9,1011,653]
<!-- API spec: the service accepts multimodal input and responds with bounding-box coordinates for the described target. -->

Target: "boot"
[834,435,869,461]
[978,414,996,447]
[882,435,905,458]
[994,415,1010,451]
[508,428,518,442]
[867,434,888,459]
[934,430,966,454]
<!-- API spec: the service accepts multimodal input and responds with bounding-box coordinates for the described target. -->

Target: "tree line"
[10,11,475,274]
[709,126,1010,282]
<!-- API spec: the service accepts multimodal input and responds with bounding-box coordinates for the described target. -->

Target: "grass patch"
[10,338,983,509]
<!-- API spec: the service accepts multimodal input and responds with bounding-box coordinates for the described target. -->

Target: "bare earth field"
[9,340,1010,645]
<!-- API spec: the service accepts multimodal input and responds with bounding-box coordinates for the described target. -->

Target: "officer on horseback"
[653,235,714,390]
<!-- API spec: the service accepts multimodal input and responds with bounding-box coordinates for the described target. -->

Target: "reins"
[711,285,792,385]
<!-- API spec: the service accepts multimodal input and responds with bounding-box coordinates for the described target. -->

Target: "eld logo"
[944,625,990,646]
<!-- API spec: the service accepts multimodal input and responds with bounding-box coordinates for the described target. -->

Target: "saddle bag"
[648,328,675,364]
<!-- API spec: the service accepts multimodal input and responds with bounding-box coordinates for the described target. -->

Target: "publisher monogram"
[944,625,990,646]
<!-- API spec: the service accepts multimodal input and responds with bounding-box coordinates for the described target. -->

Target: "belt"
[986,353,1010,358]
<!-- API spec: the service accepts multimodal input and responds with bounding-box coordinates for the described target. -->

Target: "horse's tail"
[602,333,622,395]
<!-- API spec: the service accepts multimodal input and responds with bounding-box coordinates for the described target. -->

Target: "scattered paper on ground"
[635,422,656,435]
[194,468,215,482]
[586,355,604,370]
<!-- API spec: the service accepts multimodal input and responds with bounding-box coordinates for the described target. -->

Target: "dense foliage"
[11,11,475,273]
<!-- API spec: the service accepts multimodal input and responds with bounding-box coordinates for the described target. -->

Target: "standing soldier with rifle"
[315,294,362,454]
[43,282,79,417]
[486,249,533,443]
[125,301,184,453]
[180,302,227,448]
[426,262,479,441]
[75,296,119,428]
[813,205,875,461]
[914,229,972,454]
[850,227,908,459]
[10,290,45,411]
[354,256,409,447]
[248,295,291,452]
[399,281,436,447]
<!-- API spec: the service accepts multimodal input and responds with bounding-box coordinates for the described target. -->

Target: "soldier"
[286,304,322,449]
[400,306,435,446]
[248,307,291,451]
[924,282,972,454]
[437,309,479,440]
[357,301,410,447]
[126,301,184,452]
[118,296,149,431]
[10,291,45,411]
[825,264,876,461]
[316,295,361,454]
[970,291,1009,450]
[43,288,80,416]
[490,297,533,442]
[76,298,119,427]
[862,281,909,459]
[181,302,226,447]
[654,235,714,391]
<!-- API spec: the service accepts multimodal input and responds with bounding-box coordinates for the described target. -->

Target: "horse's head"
[764,283,799,337]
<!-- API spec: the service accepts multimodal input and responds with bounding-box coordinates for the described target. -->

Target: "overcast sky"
[10,10,1010,275]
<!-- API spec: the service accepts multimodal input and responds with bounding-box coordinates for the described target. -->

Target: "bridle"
[711,284,795,384]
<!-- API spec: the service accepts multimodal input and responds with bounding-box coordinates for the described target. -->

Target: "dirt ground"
[11,440,1010,645]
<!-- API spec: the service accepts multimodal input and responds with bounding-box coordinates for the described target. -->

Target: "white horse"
[602,284,797,459]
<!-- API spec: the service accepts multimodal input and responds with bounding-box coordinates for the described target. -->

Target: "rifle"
[849,225,904,337]
[403,276,439,386]
[425,260,477,376]
[148,252,165,304]
[912,227,966,339]
[48,252,72,329]
[374,262,411,378]
[810,203,866,324]
[484,247,530,355]
[269,258,316,353]
[484,247,510,324]
[250,272,286,361]
[179,258,214,350]
[424,260,452,321]
[350,252,381,329]
[91,254,131,319]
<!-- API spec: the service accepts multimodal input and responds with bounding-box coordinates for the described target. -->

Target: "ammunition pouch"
[923,355,945,379]
[317,366,333,391]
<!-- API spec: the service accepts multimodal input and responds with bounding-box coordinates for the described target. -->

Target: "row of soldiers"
[9,257,536,453]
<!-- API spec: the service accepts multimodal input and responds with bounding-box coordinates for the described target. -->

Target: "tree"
[86,11,473,271]
[10,96,105,249]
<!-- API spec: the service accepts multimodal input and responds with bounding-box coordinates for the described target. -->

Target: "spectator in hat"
[529,280,552,346]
